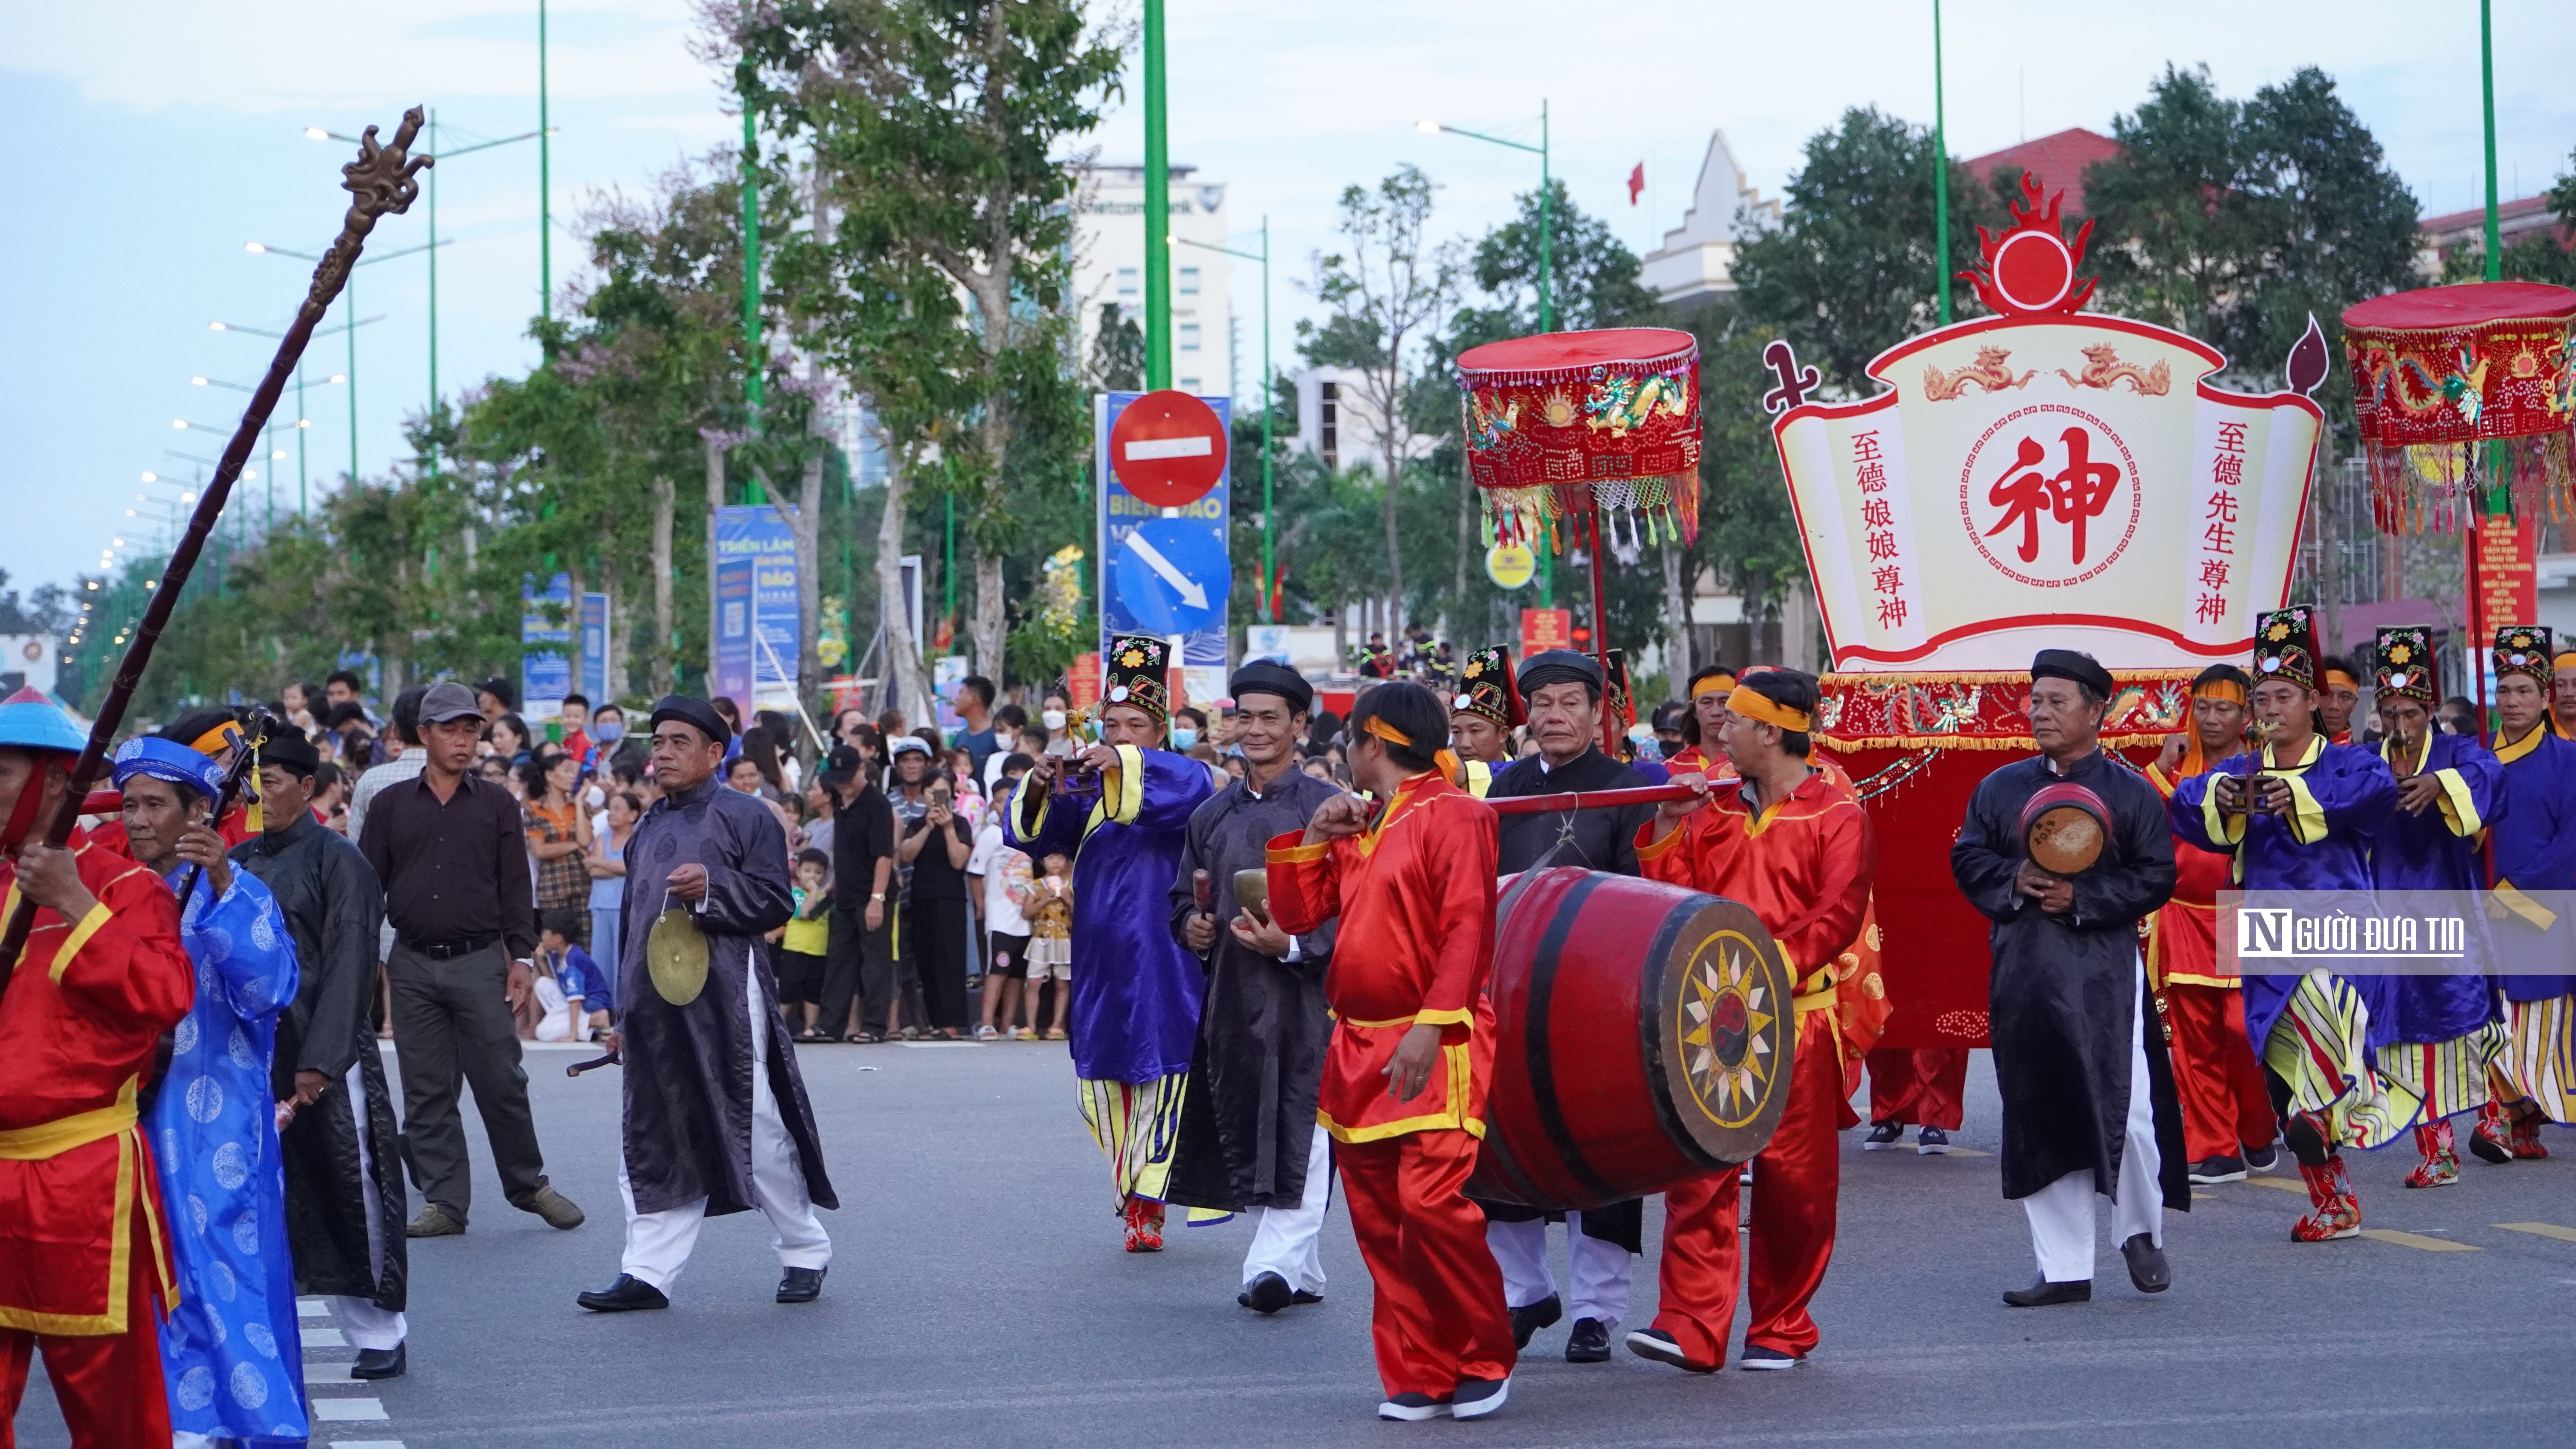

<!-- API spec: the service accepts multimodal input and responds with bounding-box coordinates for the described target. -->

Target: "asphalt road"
[18,1036,2576,1448]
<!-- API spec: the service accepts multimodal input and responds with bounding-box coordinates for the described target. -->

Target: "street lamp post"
[1142,0,1171,391]
[212,316,377,516]
[1176,221,1276,620]
[243,242,434,485]
[1420,106,1553,333]
[1933,0,1951,325]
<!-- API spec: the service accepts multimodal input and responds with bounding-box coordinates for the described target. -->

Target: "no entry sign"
[1109,389,1228,508]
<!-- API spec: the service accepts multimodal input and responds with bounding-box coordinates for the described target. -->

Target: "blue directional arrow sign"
[1112,518,1230,637]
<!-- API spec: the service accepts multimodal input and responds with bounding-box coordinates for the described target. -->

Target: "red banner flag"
[1626,162,1645,205]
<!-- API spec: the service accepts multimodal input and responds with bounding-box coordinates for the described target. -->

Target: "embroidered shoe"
[2470,1105,2516,1164]
[2291,1156,2360,1241]
[2509,1112,2552,1160]
[1123,1196,1166,1253]
[2403,1121,2460,1188]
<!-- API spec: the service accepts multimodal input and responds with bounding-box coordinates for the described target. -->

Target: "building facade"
[1070,163,1236,400]
[1638,129,1781,309]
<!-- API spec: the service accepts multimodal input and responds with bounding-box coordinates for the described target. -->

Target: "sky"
[3,0,2572,606]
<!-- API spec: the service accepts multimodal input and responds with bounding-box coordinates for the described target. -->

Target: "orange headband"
[1363,715,1463,785]
[1726,690,1812,734]
[189,721,242,755]
[2193,680,2246,704]
[1688,668,1737,697]
[2322,668,2360,691]
[2555,651,2576,670]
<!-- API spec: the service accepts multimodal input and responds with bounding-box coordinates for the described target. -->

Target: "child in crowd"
[968,761,1036,1040]
[534,909,613,1042]
[1019,851,1075,1041]
[774,849,833,1040]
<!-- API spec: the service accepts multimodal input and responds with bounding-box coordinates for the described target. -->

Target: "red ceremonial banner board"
[1521,608,1572,657]
[2470,514,2539,640]
[1817,669,2196,1049]
[1068,652,1101,711]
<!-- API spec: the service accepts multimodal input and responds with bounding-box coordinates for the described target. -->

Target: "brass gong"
[646,907,711,1005]
[1233,867,1271,923]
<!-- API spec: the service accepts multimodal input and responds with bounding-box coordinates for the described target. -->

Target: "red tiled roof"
[2419,193,2558,240]
[1962,127,2125,216]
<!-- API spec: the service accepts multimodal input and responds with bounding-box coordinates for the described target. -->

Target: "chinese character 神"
[1984,427,2122,566]
[1877,597,1910,629]
[2193,592,2229,625]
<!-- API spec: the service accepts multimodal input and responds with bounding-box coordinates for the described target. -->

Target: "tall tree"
[733,0,1123,689]
[1298,164,1463,627]
[1089,302,1144,391]
[1731,107,1993,393]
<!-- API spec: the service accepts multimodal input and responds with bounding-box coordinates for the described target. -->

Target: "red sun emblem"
[1960,172,2098,317]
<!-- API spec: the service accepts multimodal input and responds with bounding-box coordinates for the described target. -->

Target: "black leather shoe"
[349,1343,407,1379]
[1564,1317,1612,1363]
[2121,1233,2170,1293]
[1508,1292,1562,1349]
[1238,1271,1293,1314]
[2002,1277,2091,1308]
[1289,1289,1324,1305]
[777,1266,826,1303]
[577,1274,671,1313]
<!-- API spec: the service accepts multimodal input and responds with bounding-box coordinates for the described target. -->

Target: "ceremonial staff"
[0,109,430,986]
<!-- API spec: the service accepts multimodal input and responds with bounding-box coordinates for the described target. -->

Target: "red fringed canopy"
[1455,327,1702,559]
[2342,281,2576,532]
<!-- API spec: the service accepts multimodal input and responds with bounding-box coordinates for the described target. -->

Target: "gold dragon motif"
[1922,347,2035,401]
[2058,344,2171,396]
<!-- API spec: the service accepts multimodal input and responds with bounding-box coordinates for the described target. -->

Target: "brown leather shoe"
[528,1184,586,1230]
[405,1204,465,1238]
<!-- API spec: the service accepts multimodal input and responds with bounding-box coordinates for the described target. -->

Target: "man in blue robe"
[1009,634,1215,1252]
[2171,606,2398,1242]
[2478,626,2576,1157]
[118,734,310,1447]
[2363,627,2506,1187]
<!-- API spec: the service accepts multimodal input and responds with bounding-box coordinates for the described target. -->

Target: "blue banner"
[714,505,800,711]
[580,592,610,703]
[1095,392,1230,690]
[522,574,573,718]
[713,558,755,709]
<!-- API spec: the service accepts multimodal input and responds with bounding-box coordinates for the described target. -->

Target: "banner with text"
[714,505,800,712]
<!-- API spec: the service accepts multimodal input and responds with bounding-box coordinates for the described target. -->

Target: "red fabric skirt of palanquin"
[1816,670,2195,1050]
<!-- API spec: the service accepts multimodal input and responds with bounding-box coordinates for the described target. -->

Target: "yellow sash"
[0,1080,138,1161]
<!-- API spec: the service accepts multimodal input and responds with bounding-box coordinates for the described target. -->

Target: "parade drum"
[1470,867,1796,1213]
[2020,782,2111,875]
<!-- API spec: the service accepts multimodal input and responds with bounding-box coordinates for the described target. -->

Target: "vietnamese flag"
[1626,162,1645,205]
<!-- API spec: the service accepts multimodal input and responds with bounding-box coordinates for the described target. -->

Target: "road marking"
[2495,1221,2576,1243]
[327,1443,405,1449]
[2241,1177,2307,1193]
[313,1398,389,1421]
[2357,1229,2479,1252]
[2192,1191,2217,1201]
[298,1297,330,1319]
[1125,435,1212,461]
[301,1327,347,1348]
[1933,1147,1991,1158]
[305,1366,368,1388]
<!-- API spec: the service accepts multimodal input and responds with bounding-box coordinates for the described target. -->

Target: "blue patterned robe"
[2490,726,2576,1002]
[148,865,307,1446]
[1005,746,1215,1082]
[2370,732,2506,1044]
[2170,736,2398,1052]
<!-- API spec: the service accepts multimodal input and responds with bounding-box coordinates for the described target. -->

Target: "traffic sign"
[1486,540,1535,589]
[1109,389,1228,507]
[1113,518,1230,636]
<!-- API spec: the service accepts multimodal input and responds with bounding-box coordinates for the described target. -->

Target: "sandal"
[1044,1028,1068,1041]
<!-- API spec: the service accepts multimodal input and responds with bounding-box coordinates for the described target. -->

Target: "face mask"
[592,721,623,744]
[1170,727,1199,750]
[1042,709,1067,731]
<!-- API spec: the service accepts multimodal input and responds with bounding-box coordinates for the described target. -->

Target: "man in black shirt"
[893,738,974,1036]
[818,746,898,1041]
[359,681,583,1237]
[1478,649,1655,1364]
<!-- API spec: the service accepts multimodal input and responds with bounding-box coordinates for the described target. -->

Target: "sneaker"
[1625,1328,1719,1373]
[405,1204,465,1238]
[2187,1154,2247,1185]
[974,1025,999,1041]
[1450,1376,1509,1420]
[2242,1143,2280,1173]
[1862,1122,1904,1150]
[1740,1344,1803,1370]
[1915,1127,1951,1155]
[526,1184,586,1231]
[1377,1393,1449,1422]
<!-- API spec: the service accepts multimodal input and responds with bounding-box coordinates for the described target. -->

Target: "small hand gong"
[1233,868,1271,923]
[646,907,711,1005]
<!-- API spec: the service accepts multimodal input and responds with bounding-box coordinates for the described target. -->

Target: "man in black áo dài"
[580,695,838,1312]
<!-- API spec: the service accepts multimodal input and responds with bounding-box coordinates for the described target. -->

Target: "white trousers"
[332,1058,408,1352]
[1241,1124,1332,1294]
[1486,1211,1634,1330]
[620,961,831,1294]
[2023,956,2163,1283]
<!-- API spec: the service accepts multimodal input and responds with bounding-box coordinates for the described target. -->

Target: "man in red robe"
[1628,668,1875,1372]
[2141,664,2278,1183]
[0,687,194,1446]
[1266,681,1515,1423]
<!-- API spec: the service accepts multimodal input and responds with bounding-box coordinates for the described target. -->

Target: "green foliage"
[1090,303,1143,391]
[1732,107,1996,393]
[1689,298,1807,611]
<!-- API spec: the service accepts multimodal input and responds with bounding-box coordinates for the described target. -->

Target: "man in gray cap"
[579,694,835,1311]
[361,680,585,1238]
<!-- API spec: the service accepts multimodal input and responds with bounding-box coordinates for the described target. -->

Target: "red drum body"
[1470,867,1796,1213]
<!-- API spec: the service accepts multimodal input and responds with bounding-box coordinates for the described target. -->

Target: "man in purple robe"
[2478,626,2576,1158]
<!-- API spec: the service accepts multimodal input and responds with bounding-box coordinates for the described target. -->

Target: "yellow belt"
[0,1080,139,1162]
[1792,964,1838,1021]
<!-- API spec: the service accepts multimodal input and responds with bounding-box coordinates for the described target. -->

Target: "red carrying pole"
[1484,781,1704,816]
[1587,508,1616,754]
[0,110,430,985]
